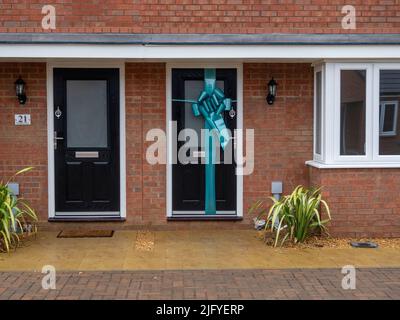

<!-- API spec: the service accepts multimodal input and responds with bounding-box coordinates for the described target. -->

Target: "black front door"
[172,68,237,214]
[54,68,119,214]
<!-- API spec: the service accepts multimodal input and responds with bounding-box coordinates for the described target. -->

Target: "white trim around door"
[166,62,244,218]
[46,61,126,219]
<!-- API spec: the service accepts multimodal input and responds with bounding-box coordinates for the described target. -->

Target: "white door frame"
[46,61,126,219]
[166,62,243,218]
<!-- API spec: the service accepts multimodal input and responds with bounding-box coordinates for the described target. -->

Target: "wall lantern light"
[15,77,27,105]
[266,77,277,105]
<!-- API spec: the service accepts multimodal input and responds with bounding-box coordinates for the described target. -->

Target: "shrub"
[0,167,38,252]
[250,185,331,247]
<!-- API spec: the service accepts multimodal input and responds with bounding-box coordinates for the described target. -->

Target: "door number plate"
[15,114,31,125]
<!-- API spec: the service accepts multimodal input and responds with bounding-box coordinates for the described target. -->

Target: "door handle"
[54,131,64,150]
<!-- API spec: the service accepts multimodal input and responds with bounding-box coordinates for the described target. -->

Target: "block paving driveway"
[0,268,399,300]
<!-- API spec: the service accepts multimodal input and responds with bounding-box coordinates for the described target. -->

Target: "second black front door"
[54,68,120,215]
[172,68,237,215]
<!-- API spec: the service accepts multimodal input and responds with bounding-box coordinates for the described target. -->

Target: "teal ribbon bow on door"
[173,69,233,215]
[191,69,232,150]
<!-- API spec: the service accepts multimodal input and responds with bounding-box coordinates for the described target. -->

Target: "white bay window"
[308,62,400,167]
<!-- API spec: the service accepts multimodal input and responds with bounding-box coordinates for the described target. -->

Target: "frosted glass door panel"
[66,80,108,148]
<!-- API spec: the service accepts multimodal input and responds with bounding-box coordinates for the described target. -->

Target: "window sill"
[306,160,400,169]
[49,216,125,222]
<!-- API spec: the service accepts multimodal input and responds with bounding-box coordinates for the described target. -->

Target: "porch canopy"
[0,33,400,60]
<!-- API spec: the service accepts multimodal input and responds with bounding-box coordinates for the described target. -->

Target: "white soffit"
[0,44,400,60]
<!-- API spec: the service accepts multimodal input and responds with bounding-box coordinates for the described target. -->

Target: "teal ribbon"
[172,69,232,215]
[191,69,232,150]
[193,69,232,214]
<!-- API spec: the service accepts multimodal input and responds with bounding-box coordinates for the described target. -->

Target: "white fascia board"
[1,44,400,60]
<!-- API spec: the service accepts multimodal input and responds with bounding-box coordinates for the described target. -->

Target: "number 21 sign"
[15,114,31,126]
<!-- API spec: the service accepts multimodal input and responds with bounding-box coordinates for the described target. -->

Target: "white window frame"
[379,101,398,137]
[373,63,400,163]
[308,62,400,168]
[313,64,324,162]
[333,63,373,163]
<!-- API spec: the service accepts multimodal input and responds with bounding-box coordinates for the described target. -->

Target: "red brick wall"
[0,1,399,34]
[0,62,47,220]
[0,62,315,229]
[123,62,314,228]
[2,61,398,237]
[125,63,166,226]
[243,63,313,216]
[309,167,400,237]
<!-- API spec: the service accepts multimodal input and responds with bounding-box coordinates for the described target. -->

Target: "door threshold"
[168,215,242,221]
[49,216,125,222]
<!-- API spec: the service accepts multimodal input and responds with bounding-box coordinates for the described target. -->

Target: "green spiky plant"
[250,186,331,247]
[0,167,38,252]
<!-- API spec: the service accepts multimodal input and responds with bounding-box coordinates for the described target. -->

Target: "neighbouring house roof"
[1,33,400,45]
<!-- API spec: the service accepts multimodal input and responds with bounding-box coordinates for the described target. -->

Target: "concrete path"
[0,231,399,271]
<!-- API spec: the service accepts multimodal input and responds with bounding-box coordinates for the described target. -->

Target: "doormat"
[57,230,114,238]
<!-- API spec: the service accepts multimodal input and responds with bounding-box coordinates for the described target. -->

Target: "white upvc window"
[309,62,400,168]
[313,64,324,162]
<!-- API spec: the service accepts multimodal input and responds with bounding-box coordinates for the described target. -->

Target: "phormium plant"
[0,167,38,252]
[250,185,331,247]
